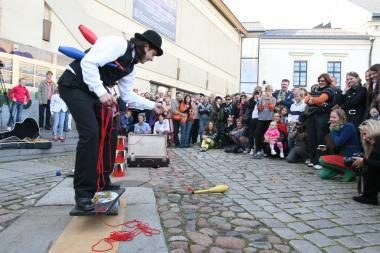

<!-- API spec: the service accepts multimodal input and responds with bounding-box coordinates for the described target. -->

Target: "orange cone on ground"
[113,135,126,177]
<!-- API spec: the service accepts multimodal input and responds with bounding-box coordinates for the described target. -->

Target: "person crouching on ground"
[352,119,380,205]
[319,108,361,182]
[228,118,249,153]
[200,121,217,152]
[264,121,285,158]
[134,113,152,134]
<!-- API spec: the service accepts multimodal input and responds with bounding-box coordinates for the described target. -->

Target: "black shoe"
[75,196,95,211]
[353,195,378,205]
[103,183,121,191]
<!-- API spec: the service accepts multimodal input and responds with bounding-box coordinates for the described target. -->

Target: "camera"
[343,152,363,167]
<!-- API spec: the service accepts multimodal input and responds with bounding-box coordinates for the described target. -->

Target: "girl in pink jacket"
[264,121,284,158]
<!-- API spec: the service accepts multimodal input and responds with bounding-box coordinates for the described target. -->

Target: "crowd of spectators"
[119,64,380,206]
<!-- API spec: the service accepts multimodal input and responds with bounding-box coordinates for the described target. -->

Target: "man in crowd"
[273,79,294,110]
[37,71,56,130]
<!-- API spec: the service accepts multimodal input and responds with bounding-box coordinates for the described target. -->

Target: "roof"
[349,0,380,15]
[242,22,266,32]
[260,28,370,40]
[209,0,248,36]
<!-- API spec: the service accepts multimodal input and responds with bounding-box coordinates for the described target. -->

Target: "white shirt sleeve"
[80,36,128,98]
[118,69,155,110]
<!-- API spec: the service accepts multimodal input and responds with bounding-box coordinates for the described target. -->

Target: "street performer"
[58,30,164,211]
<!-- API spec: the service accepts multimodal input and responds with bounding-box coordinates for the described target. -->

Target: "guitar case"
[127,134,169,168]
[0,118,52,149]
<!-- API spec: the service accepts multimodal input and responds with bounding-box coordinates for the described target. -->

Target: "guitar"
[0,118,39,140]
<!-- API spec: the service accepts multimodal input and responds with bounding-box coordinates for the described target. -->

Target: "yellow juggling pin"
[192,184,230,194]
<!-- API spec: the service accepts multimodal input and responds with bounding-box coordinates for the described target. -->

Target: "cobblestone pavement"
[1,147,380,253]
[0,155,74,232]
[160,147,380,253]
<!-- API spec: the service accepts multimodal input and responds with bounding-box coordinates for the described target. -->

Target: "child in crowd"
[120,110,134,135]
[134,113,151,134]
[50,89,67,142]
[153,114,170,135]
[280,106,288,124]
[287,89,306,150]
[264,121,285,158]
[369,107,380,121]
[200,121,217,152]
[287,121,308,163]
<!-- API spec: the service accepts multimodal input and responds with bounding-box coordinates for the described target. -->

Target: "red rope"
[91,219,160,252]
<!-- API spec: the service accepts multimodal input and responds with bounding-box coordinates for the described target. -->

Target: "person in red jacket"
[7,78,30,130]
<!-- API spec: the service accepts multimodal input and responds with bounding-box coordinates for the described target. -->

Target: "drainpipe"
[369,36,375,68]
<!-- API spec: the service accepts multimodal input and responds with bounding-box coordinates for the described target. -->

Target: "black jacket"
[341,84,367,128]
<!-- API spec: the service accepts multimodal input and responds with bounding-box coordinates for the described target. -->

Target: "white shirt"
[288,101,306,123]
[69,36,155,110]
[50,94,68,113]
[153,119,170,134]
[251,104,259,119]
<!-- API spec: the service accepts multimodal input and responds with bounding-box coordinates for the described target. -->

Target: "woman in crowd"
[179,95,194,148]
[134,113,151,134]
[253,85,276,158]
[304,73,335,169]
[352,119,380,205]
[198,95,212,141]
[340,71,367,128]
[200,121,217,152]
[319,109,361,182]
[247,88,261,154]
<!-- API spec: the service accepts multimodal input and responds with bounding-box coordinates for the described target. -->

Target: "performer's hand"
[153,103,164,114]
[99,93,116,107]
[352,157,364,168]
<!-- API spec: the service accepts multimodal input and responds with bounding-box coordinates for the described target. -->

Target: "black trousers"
[247,118,258,149]
[255,120,271,152]
[173,119,180,146]
[59,86,116,198]
[39,100,51,128]
[306,112,330,164]
[190,119,199,143]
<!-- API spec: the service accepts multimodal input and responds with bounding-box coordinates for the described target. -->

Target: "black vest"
[58,41,135,95]
[309,85,334,114]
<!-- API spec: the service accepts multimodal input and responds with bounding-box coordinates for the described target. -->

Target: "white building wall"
[258,39,371,90]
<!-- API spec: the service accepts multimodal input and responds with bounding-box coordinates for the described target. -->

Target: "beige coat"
[37,80,56,104]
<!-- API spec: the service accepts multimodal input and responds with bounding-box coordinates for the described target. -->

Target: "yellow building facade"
[0,0,246,96]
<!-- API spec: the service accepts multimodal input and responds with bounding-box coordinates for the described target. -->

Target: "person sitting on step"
[319,108,361,182]
[200,121,217,152]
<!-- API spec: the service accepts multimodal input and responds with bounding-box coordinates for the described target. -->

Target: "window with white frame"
[293,61,307,87]
[327,61,341,87]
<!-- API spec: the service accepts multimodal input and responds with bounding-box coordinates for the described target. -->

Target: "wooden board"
[48,198,127,253]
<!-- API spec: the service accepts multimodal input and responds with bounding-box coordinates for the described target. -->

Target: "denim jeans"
[53,111,66,137]
[180,120,193,147]
[198,118,208,140]
[7,102,23,127]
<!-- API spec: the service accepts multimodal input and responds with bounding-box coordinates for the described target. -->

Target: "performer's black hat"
[135,30,163,56]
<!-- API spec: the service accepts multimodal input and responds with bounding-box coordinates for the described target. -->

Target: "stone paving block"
[260,219,286,228]
[286,207,312,215]
[358,232,380,245]
[289,240,322,253]
[306,219,337,229]
[345,224,378,234]
[272,228,301,240]
[337,236,371,249]
[324,245,351,253]
[319,227,353,237]
[272,212,296,223]
[355,246,380,253]
[287,222,314,233]
[304,232,336,247]
[252,199,272,207]
[249,211,273,219]
[295,213,320,221]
